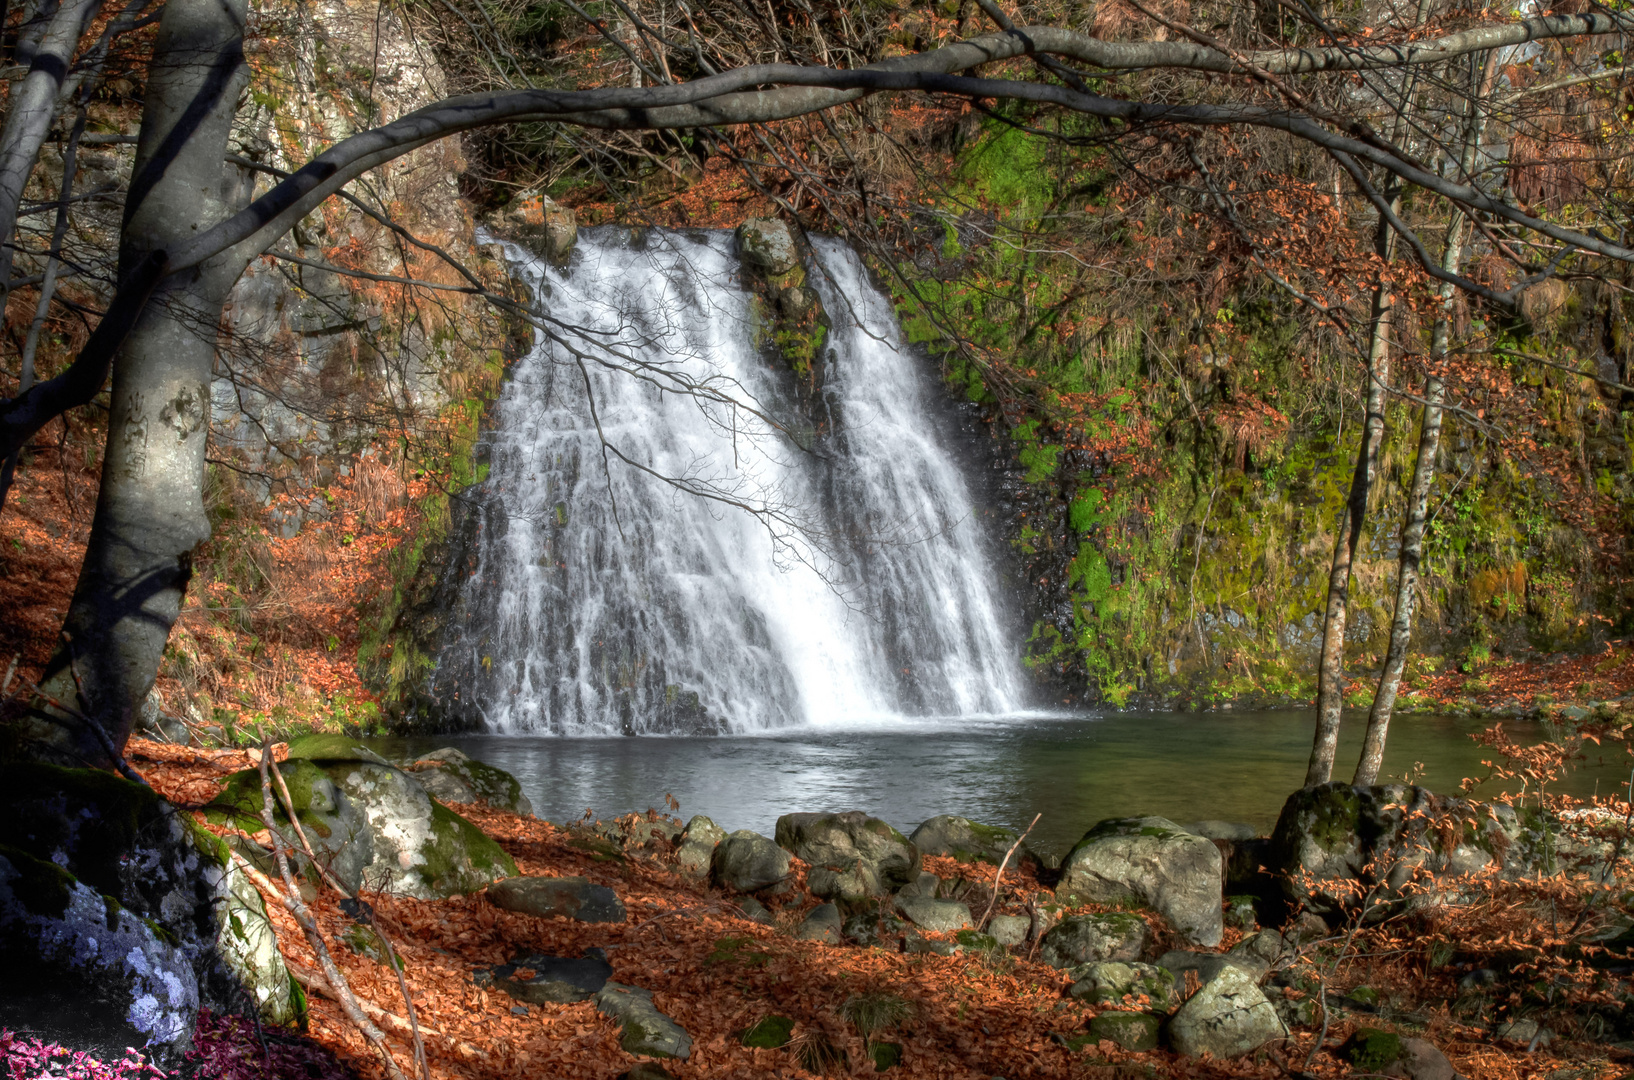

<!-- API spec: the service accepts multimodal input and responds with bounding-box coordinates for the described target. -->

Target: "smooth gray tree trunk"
[26,0,250,766]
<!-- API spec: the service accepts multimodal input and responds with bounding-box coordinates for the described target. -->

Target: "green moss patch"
[740,1015,795,1048]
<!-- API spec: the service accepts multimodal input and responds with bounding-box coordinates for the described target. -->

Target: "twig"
[977,813,1040,931]
[2,653,18,696]
[251,737,408,1080]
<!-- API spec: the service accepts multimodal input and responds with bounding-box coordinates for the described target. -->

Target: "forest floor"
[114,738,1632,1080]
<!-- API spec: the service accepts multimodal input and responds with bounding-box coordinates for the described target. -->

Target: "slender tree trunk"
[0,0,103,312]
[1352,52,1495,784]
[1305,280,1393,786]
[25,0,250,767]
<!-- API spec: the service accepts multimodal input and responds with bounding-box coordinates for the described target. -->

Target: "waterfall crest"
[432,228,1024,734]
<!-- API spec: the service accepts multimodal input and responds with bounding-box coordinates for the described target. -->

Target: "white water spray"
[432,228,1023,733]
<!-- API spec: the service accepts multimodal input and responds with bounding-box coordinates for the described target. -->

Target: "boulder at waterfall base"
[402,747,533,815]
[1058,816,1224,946]
[710,830,791,893]
[909,814,1040,871]
[774,811,919,899]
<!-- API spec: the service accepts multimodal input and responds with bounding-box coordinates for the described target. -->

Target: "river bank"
[27,734,1615,1080]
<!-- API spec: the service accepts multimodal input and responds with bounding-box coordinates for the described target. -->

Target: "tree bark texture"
[1304,284,1393,786]
[26,0,251,766]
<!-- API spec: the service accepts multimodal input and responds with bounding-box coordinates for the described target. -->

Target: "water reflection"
[377,709,1629,857]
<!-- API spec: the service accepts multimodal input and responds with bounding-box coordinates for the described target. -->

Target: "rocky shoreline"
[4,738,1630,1077]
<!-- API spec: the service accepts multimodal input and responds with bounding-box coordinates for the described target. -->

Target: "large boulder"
[0,763,254,1063]
[0,848,199,1064]
[402,748,533,815]
[1267,783,1532,916]
[1039,912,1149,968]
[1165,965,1287,1058]
[675,815,725,878]
[486,876,627,923]
[710,830,791,894]
[1065,961,1177,1010]
[211,737,517,899]
[216,858,298,1026]
[774,812,919,901]
[1058,817,1224,947]
[207,758,375,892]
[596,983,692,1059]
[909,815,1039,872]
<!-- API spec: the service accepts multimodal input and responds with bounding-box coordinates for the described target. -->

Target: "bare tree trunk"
[0,0,103,312]
[1305,280,1393,786]
[24,0,250,766]
[1353,52,1496,784]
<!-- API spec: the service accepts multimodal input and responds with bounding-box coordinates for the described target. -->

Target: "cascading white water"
[431,227,1024,734]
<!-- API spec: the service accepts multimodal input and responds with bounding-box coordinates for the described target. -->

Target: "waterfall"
[431,227,1024,734]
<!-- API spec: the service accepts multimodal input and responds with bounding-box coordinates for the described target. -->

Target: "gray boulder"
[1066,961,1176,1010]
[1157,947,1270,985]
[208,758,375,892]
[1267,783,1533,916]
[989,914,1030,946]
[1087,1012,1161,1052]
[775,811,919,900]
[711,830,791,894]
[675,815,725,877]
[794,903,843,944]
[216,860,297,1025]
[1165,966,1287,1058]
[1059,817,1223,947]
[1185,821,1260,842]
[270,734,518,898]
[909,815,1039,871]
[895,896,972,933]
[0,848,198,1064]
[1039,912,1148,969]
[487,876,627,923]
[736,218,800,276]
[596,982,692,1059]
[2,762,253,1058]
[489,949,612,1004]
[896,870,941,899]
[402,748,533,815]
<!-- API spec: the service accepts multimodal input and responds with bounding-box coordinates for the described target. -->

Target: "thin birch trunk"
[1305,279,1393,787]
[1352,51,1496,784]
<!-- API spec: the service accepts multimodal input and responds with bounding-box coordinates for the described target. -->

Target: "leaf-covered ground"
[124,739,1630,1080]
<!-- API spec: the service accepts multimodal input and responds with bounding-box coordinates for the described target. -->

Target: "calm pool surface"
[375,709,1629,856]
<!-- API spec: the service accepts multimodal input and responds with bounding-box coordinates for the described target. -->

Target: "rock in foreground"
[1165,965,1287,1058]
[596,983,692,1059]
[711,830,791,894]
[774,811,918,900]
[487,876,627,923]
[1058,817,1223,947]
[402,747,533,815]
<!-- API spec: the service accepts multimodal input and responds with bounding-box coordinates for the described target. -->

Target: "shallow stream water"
[376,708,1627,857]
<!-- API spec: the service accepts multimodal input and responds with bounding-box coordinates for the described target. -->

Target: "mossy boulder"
[282,733,394,765]
[1065,960,1177,1010]
[595,982,692,1059]
[1087,1011,1161,1052]
[0,847,199,1064]
[775,811,919,900]
[1058,817,1223,947]
[741,1014,795,1048]
[1039,912,1148,968]
[206,758,375,893]
[1164,965,1287,1058]
[909,815,1040,873]
[711,830,791,895]
[1267,783,1529,916]
[736,217,831,383]
[402,747,532,815]
[209,758,515,899]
